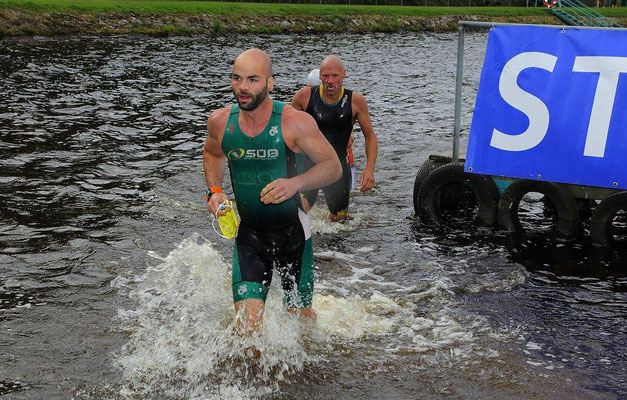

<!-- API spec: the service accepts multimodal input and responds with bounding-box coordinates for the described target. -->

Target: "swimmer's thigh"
[232,223,272,303]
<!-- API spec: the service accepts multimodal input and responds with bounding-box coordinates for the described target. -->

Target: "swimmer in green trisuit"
[202,48,341,339]
[291,56,379,221]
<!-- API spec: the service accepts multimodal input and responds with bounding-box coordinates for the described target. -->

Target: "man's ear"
[267,76,275,91]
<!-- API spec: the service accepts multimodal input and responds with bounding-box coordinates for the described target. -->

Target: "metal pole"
[453,24,464,162]
[458,20,626,30]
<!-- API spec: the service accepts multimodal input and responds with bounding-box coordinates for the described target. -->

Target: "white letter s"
[490,52,558,152]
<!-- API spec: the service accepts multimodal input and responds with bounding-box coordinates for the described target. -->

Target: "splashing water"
[308,203,363,235]
[110,233,498,399]
[111,234,323,399]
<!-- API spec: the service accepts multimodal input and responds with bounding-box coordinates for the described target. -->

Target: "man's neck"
[321,85,344,105]
[238,97,273,137]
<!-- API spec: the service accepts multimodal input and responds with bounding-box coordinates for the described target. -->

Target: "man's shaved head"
[233,48,273,79]
[320,55,345,75]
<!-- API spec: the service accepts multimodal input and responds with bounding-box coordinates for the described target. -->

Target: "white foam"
[314,294,398,339]
[110,234,504,396]
[307,204,362,234]
[315,250,356,263]
[112,234,323,398]
[526,341,543,351]
[355,246,375,253]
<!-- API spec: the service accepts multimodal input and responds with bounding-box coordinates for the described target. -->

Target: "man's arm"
[353,92,378,192]
[203,108,229,214]
[290,87,311,112]
[259,106,341,205]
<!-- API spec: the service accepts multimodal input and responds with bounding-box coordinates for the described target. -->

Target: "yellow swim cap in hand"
[213,200,239,239]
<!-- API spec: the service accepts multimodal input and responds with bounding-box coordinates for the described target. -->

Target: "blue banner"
[465,25,627,190]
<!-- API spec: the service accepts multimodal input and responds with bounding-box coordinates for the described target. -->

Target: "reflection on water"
[1,33,626,399]
[411,218,627,400]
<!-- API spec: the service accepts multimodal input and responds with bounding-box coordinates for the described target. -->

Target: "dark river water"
[1,33,625,400]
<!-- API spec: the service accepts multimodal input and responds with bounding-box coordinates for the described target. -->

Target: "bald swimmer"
[291,55,379,221]
[203,48,341,336]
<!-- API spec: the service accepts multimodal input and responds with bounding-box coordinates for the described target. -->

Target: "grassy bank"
[0,1,551,16]
[1,1,625,36]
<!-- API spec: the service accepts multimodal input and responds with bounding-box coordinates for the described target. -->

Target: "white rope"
[211,200,236,239]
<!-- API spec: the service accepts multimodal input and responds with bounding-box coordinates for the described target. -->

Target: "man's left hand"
[359,168,375,192]
[260,178,299,204]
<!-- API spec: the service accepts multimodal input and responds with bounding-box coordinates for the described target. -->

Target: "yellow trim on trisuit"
[319,84,344,105]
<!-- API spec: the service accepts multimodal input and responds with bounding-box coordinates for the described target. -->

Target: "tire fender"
[497,180,579,239]
[590,191,627,247]
[417,162,500,227]
[413,158,440,215]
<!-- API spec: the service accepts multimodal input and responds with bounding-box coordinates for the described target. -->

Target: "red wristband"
[205,187,223,201]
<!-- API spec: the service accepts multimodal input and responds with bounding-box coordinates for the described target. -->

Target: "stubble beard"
[234,85,268,111]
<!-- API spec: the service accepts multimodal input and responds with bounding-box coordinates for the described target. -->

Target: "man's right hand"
[207,193,230,216]
[260,178,300,205]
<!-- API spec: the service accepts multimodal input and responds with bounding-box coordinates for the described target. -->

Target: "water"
[1,33,625,399]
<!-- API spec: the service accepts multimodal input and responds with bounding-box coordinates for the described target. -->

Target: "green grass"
[0,0,565,16]
[0,1,623,37]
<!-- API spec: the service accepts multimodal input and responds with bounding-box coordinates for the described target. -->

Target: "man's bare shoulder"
[283,104,315,125]
[351,91,368,107]
[294,86,311,98]
[291,86,311,109]
[282,104,318,144]
[207,106,232,134]
[351,91,371,117]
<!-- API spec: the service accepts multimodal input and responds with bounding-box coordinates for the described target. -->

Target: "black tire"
[576,198,596,222]
[417,162,500,227]
[413,158,440,215]
[497,180,579,239]
[590,191,627,247]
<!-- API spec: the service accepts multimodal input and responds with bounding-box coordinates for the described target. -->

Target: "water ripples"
[1,33,626,399]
